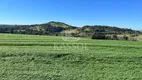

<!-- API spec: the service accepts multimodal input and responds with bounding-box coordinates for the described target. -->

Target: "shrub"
[128,37,137,41]
[78,32,88,37]
[117,36,124,40]
[123,35,129,40]
[130,34,139,37]
[105,35,112,40]
[112,35,118,40]
[91,33,106,39]
[105,35,118,40]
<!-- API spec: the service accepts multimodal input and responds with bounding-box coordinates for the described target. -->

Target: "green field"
[1,34,142,80]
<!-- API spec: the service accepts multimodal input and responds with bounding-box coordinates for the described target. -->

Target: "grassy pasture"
[0,34,142,80]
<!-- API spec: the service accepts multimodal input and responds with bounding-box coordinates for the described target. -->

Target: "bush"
[91,33,106,39]
[78,32,88,37]
[117,36,124,40]
[128,37,137,41]
[105,35,118,40]
[112,35,118,40]
[105,35,112,40]
[91,33,135,41]
[130,34,139,37]
[123,35,129,40]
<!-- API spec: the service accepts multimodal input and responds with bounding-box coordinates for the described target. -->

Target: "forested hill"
[0,21,77,35]
[0,21,141,36]
[81,25,139,34]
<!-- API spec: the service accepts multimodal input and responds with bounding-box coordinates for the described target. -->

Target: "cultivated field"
[1,34,142,80]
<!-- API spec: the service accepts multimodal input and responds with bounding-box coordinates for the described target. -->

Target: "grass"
[0,34,142,80]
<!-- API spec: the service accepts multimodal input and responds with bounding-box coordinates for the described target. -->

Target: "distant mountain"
[0,21,77,35]
[0,21,141,36]
[44,21,76,28]
[81,25,140,34]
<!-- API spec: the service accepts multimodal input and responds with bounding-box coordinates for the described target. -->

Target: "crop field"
[0,34,142,80]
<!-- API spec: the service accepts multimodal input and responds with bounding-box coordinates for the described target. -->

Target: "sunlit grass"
[0,33,142,80]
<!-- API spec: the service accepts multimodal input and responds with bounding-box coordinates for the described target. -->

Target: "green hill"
[81,25,140,34]
[0,21,141,36]
[0,21,77,35]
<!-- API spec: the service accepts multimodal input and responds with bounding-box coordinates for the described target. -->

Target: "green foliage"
[91,33,106,39]
[123,35,129,40]
[112,34,118,40]
[130,34,139,37]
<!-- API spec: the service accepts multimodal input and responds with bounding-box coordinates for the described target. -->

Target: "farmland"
[1,34,142,80]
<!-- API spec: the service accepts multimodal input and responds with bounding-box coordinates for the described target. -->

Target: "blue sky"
[0,0,142,30]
